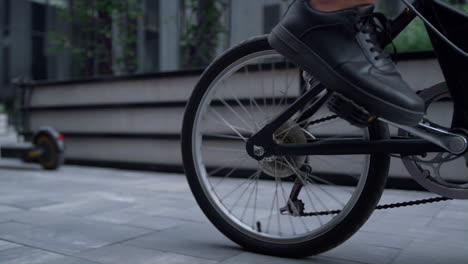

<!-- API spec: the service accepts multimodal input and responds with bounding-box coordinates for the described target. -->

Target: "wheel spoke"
[186,46,381,247]
[216,96,255,133]
[220,169,261,201]
[209,108,249,142]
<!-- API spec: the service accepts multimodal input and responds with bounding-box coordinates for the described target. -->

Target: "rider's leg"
[310,0,375,12]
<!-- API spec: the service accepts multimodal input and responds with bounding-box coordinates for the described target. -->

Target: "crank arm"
[380,118,468,154]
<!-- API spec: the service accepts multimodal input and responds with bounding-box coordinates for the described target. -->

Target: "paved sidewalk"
[0,159,466,264]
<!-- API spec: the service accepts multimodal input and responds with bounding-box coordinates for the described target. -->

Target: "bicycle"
[181,0,468,258]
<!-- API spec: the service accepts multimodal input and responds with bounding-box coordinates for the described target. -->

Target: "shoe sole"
[268,24,424,126]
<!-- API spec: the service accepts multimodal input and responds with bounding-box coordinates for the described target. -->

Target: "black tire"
[181,35,390,258]
[34,134,63,170]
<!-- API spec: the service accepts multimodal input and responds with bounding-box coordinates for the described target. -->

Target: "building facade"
[0,0,289,102]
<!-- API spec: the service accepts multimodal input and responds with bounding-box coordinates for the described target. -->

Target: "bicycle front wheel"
[181,35,390,257]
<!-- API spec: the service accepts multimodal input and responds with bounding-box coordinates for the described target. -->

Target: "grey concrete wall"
[28,76,199,107]
[21,58,462,183]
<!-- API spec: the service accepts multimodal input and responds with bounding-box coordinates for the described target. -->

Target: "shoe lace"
[357,12,397,61]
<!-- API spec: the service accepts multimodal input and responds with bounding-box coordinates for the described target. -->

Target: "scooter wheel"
[34,134,63,170]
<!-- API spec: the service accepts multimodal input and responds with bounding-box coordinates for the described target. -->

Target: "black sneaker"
[268,0,425,126]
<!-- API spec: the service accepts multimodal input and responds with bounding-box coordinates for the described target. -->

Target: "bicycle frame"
[247,0,468,158]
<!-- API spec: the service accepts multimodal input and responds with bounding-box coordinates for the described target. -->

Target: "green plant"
[180,0,228,68]
[392,18,433,52]
[446,0,468,12]
[48,0,143,77]
[392,0,468,52]
[0,104,5,114]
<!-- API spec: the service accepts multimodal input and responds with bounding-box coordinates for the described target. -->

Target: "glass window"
[144,0,160,72]
[32,2,47,33]
[146,0,159,32]
[32,35,47,80]
[144,31,159,71]
[31,1,48,80]
[263,4,280,34]
[30,0,68,9]
[2,47,10,85]
[3,0,11,36]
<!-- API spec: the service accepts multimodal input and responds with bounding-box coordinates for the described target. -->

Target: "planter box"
[18,56,454,188]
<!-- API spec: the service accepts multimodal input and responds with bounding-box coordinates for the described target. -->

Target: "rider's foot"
[268,0,425,126]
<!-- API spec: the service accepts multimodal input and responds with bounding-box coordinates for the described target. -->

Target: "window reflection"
[29,0,68,9]
[31,1,48,80]
[3,0,10,37]
[143,0,160,72]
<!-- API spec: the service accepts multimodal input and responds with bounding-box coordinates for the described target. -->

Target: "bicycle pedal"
[328,93,376,128]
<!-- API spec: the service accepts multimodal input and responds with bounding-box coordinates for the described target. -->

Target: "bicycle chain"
[306,115,339,126]
[300,114,455,217]
[301,197,453,217]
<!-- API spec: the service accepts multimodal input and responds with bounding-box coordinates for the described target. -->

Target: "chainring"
[399,83,468,199]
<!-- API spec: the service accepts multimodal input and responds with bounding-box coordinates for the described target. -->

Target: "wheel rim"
[190,49,372,243]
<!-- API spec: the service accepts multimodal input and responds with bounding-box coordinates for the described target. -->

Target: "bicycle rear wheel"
[181,35,391,257]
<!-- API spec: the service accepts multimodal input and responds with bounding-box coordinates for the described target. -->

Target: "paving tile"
[221,252,362,264]
[85,207,153,225]
[76,243,166,264]
[46,256,100,264]
[0,212,20,224]
[35,199,134,217]
[0,204,23,214]
[0,219,152,255]
[0,246,97,264]
[321,242,401,264]
[0,240,23,251]
[4,211,82,227]
[0,224,107,254]
[445,199,468,208]
[361,214,433,235]
[142,252,218,264]
[37,217,153,248]
[0,222,34,233]
[392,239,468,264]
[146,205,208,223]
[126,215,193,231]
[126,222,242,261]
[348,230,415,249]
[435,209,468,221]
[406,227,468,248]
[0,160,466,264]
[428,218,468,231]
[1,198,61,210]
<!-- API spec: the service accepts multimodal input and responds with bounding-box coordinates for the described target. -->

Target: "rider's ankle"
[309,0,375,12]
